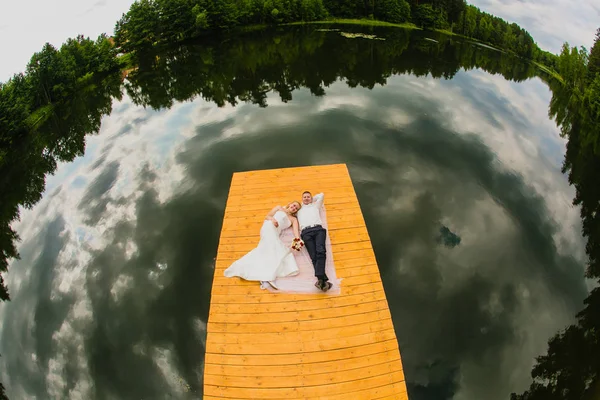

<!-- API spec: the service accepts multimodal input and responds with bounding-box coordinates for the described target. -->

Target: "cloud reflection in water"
[0,67,588,399]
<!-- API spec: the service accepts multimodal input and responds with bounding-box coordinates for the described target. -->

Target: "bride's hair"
[286,201,302,216]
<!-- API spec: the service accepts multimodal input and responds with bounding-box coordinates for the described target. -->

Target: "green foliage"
[477,15,491,42]
[412,4,438,29]
[512,289,600,400]
[321,0,364,18]
[457,5,476,37]
[0,35,122,303]
[0,381,6,400]
[122,25,537,112]
[115,0,329,42]
[111,0,540,61]
[375,0,411,24]
[588,28,600,82]
[513,28,600,400]
[454,5,535,58]
[532,48,559,73]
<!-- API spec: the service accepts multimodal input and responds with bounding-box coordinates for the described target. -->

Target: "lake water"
[0,25,590,399]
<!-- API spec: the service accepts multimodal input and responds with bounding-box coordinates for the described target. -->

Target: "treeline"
[0,35,123,301]
[114,0,329,53]
[455,5,535,58]
[113,0,544,61]
[123,27,538,110]
[511,28,600,400]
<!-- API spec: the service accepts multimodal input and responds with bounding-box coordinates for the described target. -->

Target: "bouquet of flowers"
[291,237,305,251]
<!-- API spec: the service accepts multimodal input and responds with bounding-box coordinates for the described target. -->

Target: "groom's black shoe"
[315,278,332,292]
[315,279,324,290]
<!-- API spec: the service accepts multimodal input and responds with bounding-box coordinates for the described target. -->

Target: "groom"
[297,191,332,292]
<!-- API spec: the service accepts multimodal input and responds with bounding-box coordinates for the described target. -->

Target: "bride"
[224,201,302,289]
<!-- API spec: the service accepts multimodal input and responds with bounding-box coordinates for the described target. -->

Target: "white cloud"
[0,0,136,82]
[394,70,586,261]
[470,0,598,53]
[0,50,590,400]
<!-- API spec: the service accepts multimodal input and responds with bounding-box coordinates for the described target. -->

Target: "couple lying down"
[224,191,333,292]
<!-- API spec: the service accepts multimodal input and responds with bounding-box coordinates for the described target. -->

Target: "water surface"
[0,26,589,399]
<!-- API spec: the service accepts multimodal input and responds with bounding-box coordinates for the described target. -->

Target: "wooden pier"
[205,164,408,399]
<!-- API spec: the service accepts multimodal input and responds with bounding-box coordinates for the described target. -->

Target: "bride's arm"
[291,217,300,238]
[266,206,279,225]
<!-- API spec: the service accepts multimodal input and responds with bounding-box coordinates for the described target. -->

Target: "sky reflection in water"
[0,32,590,400]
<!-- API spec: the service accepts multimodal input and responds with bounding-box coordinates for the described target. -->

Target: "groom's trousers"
[301,226,328,282]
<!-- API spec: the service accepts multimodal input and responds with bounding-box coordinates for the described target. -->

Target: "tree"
[512,288,600,400]
[462,5,477,37]
[514,33,600,400]
[374,0,411,23]
[413,4,437,29]
[477,15,492,42]
[588,28,600,82]
[503,25,515,50]
[445,0,465,25]
[114,0,161,52]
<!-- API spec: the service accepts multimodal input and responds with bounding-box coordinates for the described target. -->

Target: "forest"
[113,0,542,61]
[510,28,600,400]
[0,0,599,398]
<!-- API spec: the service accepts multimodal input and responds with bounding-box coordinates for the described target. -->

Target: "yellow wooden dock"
[205,164,408,399]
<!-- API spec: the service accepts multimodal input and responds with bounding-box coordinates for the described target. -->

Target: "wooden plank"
[204,357,402,387]
[205,164,407,399]
[207,309,392,334]
[208,281,386,304]
[204,370,405,399]
[222,206,364,220]
[375,393,410,400]
[203,383,408,400]
[220,208,365,225]
[208,290,385,313]
[225,193,358,207]
[205,349,400,376]
[319,382,408,400]
[207,299,389,324]
[212,271,382,292]
[206,329,397,356]
[223,199,360,213]
[228,177,354,192]
[208,283,388,306]
[226,192,360,204]
[204,339,400,366]
[210,273,382,294]
[208,319,395,345]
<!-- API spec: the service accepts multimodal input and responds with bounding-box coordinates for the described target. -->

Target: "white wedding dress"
[224,210,300,281]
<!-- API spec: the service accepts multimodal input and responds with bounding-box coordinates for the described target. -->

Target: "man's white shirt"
[297,193,324,231]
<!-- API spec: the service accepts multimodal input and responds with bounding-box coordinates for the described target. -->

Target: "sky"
[0,29,591,398]
[0,0,598,82]
[470,0,599,51]
[0,0,136,82]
